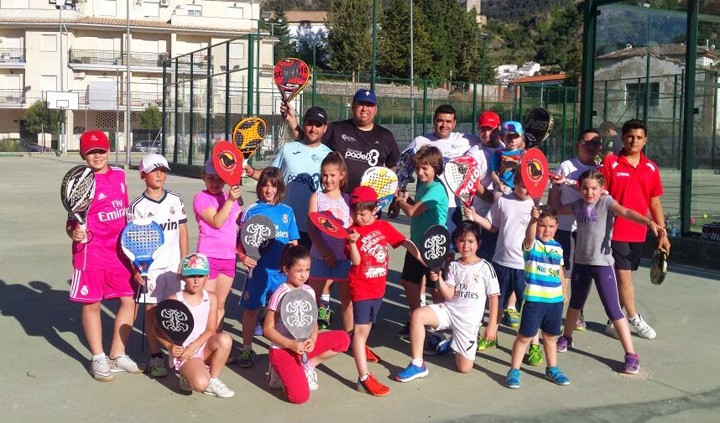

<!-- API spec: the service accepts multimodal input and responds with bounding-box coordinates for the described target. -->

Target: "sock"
[92,353,106,361]
[150,352,162,359]
[320,294,331,308]
[209,377,218,384]
[242,345,252,352]
[360,373,370,382]
[411,358,424,367]
[629,314,641,324]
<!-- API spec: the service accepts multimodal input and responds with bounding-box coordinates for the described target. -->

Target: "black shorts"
[400,251,436,289]
[612,241,643,271]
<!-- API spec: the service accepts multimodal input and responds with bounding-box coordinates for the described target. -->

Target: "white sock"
[629,314,641,323]
[411,358,424,367]
[360,373,370,382]
[320,294,331,307]
[92,353,106,361]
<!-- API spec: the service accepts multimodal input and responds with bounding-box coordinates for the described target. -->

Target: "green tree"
[377,0,432,79]
[268,8,294,62]
[326,0,373,75]
[138,104,162,131]
[24,100,60,135]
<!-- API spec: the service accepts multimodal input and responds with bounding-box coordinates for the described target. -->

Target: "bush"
[0,139,21,152]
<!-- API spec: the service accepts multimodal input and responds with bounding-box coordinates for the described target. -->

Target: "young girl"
[264,245,351,404]
[237,167,300,368]
[192,159,242,332]
[157,253,234,398]
[307,152,352,332]
[556,170,664,374]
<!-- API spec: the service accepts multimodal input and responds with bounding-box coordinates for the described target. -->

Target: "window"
[187,4,201,16]
[42,75,58,92]
[40,34,57,52]
[96,0,117,17]
[229,42,244,59]
[226,4,244,19]
[142,1,159,18]
[1,0,29,8]
[625,82,660,108]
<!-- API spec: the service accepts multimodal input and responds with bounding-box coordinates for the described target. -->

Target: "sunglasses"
[304,121,325,128]
[581,137,602,146]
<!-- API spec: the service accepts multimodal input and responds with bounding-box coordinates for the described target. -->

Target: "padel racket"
[156,299,195,345]
[274,58,311,137]
[61,165,96,244]
[309,211,350,239]
[520,148,550,205]
[444,156,481,209]
[232,117,267,161]
[240,214,276,278]
[650,248,668,285]
[396,149,416,191]
[212,140,244,186]
[421,225,450,272]
[360,166,398,209]
[121,218,165,279]
[523,108,554,149]
[279,288,317,363]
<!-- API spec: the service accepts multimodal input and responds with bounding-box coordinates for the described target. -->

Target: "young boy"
[394,222,499,382]
[127,154,189,377]
[506,206,569,389]
[490,121,525,195]
[66,130,140,381]
[346,186,423,397]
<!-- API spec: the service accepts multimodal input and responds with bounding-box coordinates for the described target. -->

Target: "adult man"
[599,119,671,339]
[245,107,332,249]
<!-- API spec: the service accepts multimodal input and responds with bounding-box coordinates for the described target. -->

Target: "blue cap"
[501,121,524,136]
[353,89,377,105]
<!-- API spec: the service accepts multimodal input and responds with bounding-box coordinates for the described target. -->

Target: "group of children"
[65,117,665,403]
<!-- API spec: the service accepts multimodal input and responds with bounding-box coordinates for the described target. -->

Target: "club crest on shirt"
[283,213,289,224]
[170,206,176,215]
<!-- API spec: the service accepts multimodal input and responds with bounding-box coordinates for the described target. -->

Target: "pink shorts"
[172,344,207,371]
[208,257,236,280]
[69,267,134,303]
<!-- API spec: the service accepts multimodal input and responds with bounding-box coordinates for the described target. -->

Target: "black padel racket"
[156,299,195,346]
[523,108,554,149]
[279,288,317,363]
[61,165,96,244]
[650,248,668,285]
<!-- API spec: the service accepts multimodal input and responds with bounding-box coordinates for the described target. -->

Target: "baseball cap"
[139,154,170,174]
[350,186,378,205]
[353,89,377,105]
[203,158,217,175]
[181,253,210,277]
[303,106,328,125]
[79,130,110,155]
[478,111,501,129]
[501,121,524,136]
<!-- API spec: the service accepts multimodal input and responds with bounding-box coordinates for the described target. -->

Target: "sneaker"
[545,366,571,386]
[423,334,443,355]
[420,295,427,307]
[365,345,381,363]
[397,321,410,337]
[630,314,657,340]
[435,337,453,356]
[178,374,193,392]
[557,335,572,353]
[394,362,429,382]
[575,310,587,331]
[502,308,521,328]
[623,352,640,374]
[267,364,283,390]
[305,368,319,391]
[148,356,168,378]
[605,320,619,339]
[91,356,113,382]
[110,354,142,373]
[237,349,257,368]
[203,378,235,398]
[506,368,521,389]
[357,373,391,396]
[318,306,332,330]
[524,344,543,366]
[476,337,497,352]
[253,323,264,336]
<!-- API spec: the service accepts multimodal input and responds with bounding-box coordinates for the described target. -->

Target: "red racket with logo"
[520,148,550,204]
[274,58,311,106]
[211,140,244,186]
[309,212,350,240]
[443,155,481,208]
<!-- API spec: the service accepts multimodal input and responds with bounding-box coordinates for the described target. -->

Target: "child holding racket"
[156,253,235,398]
[264,245,351,404]
[307,152,352,332]
[193,160,242,333]
[394,222,499,382]
[346,186,423,397]
[66,130,141,381]
[555,170,664,374]
[490,121,525,195]
[237,167,300,368]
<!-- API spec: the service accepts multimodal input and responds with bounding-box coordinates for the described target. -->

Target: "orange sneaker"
[357,373,390,397]
[365,345,381,363]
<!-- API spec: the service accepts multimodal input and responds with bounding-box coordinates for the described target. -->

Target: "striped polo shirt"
[523,239,564,303]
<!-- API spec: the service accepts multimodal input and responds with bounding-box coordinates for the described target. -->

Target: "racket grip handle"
[248,267,254,279]
[301,352,308,364]
[78,223,89,244]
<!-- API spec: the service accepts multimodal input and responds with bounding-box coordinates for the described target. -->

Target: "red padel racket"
[211,140,244,186]
[233,117,267,161]
[274,58,311,137]
[309,211,350,239]
[444,155,481,209]
[520,148,550,204]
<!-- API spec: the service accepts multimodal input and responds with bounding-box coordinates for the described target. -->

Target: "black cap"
[303,107,328,125]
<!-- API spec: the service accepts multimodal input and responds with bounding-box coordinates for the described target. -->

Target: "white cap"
[139,154,170,174]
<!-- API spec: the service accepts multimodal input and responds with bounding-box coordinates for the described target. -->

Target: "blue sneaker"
[394,362,429,382]
[423,334,442,355]
[545,366,570,386]
[435,337,453,356]
[506,368,521,389]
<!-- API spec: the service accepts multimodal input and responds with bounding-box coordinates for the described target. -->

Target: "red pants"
[269,330,350,404]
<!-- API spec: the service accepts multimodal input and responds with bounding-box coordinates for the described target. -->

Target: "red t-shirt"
[345,219,406,301]
[599,153,663,242]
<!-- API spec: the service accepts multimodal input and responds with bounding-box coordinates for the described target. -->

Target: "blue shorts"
[240,267,285,310]
[493,262,525,311]
[353,298,383,325]
[310,257,351,280]
[518,301,563,337]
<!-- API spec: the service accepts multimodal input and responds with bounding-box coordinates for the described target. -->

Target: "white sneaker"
[630,314,657,339]
[267,364,283,390]
[110,354,142,373]
[203,378,235,398]
[305,368,319,391]
[148,356,168,378]
[91,356,113,382]
[178,374,193,392]
[605,320,619,339]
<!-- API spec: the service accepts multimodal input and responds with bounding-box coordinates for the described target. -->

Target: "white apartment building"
[0,0,275,150]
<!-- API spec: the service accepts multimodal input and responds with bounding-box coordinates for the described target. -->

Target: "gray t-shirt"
[573,195,615,266]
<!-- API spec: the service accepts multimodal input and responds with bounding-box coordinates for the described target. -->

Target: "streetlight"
[480,32,488,111]
[371,0,378,91]
[50,0,75,155]
[125,0,131,168]
[409,0,414,140]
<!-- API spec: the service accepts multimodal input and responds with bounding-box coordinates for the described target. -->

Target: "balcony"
[68,49,170,73]
[0,90,25,107]
[0,48,25,69]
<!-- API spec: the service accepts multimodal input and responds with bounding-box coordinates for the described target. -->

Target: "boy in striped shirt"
[505,205,569,389]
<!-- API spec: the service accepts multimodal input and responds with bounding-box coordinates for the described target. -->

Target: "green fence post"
[312,45,317,107]
[161,59,167,156]
[472,82,478,135]
[422,79,428,135]
[603,80,608,123]
[205,47,212,162]
[247,34,255,117]
[225,42,231,141]
[561,87,568,163]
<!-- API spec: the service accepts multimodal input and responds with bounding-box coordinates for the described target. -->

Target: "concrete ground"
[1,155,719,423]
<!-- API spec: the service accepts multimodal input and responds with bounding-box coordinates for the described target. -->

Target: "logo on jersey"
[81,285,88,296]
[282,214,289,224]
[341,134,357,143]
[170,206,176,215]
[345,148,379,166]
[98,192,107,200]
[287,173,321,192]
